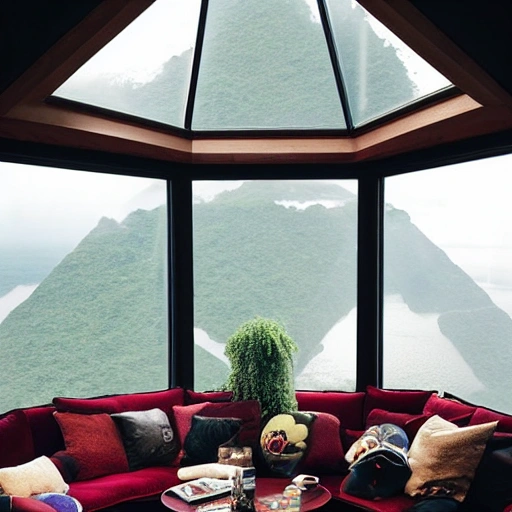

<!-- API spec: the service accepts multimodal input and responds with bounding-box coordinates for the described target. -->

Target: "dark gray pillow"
[111,408,178,471]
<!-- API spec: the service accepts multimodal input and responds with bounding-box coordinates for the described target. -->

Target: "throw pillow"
[363,386,433,419]
[260,411,316,477]
[53,412,129,481]
[366,409,431,442]
[469,407,512,433]
[111,408,179,471]
[184,390,233,404]
[181,415,242,467]
[343,423,410,500]
[172,400,261,450]
[0,456,69,498]
[33,493,83,512]
[405,415,497,502]
[422,394,476,426]
[300,412,347,474]
[296,391,366,430]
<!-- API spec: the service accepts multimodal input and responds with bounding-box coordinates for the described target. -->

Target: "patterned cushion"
[260,411,316,477]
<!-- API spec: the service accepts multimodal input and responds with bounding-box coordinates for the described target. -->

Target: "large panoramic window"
[383,153,512,413]
[0,162,168,410]
[192,180,358,392]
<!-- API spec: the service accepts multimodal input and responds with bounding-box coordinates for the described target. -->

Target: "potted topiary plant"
[223,316,298,424]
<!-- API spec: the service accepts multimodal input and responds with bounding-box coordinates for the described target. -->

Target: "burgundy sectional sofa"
[0,386,510,512]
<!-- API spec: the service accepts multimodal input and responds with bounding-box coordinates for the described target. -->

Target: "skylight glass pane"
[53,0,201,128]
[192,0,346,131]
[325,0,452,127]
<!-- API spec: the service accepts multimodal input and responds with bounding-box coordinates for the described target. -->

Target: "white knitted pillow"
[0,455,69,497]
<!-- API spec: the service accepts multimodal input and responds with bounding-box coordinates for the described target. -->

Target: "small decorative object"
[230,468,255,512]
[292,474,319,491]
[282,483,301,512]
[218,446,253,467]
[224,317,298,424]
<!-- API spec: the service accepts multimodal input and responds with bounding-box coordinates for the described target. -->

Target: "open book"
[166,477,233,503]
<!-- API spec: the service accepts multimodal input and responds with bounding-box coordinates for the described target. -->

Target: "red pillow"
[300,412,347,474]
[296,391,366,430]
[53,412,129,481]
[340,428,365,453]
[172,400,261,449]
[423,394,476,425]
[53,388,185,416]
[185,390,233,404]
[366,408,430,441]
[363,386,433,419]
[470,407,512,433]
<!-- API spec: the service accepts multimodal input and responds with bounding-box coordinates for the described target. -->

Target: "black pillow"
[182,415,242,467]
[111,408,178,471]
[407,497,461,512]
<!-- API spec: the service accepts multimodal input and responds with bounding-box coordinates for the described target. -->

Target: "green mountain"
[1,181,511,413]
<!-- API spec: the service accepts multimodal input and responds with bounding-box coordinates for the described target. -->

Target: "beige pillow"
[0,455,69,497]
[405,414,497,502]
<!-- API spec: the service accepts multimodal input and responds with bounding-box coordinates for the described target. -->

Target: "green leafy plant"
[224,317,298,423]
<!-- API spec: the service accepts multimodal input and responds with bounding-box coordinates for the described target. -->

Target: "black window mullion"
[317,0,355,132]
[356,176,384,390]
[169,178,194,389]
[184,0,209,131]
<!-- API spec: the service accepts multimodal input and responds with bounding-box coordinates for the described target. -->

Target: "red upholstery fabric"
[53,388,185,416]
[54,412,129,481]
[11,497,56,512]
[68,466,181,512]
[296,391,366,430]
[23,406,63,458]
[422,394,476,425]
[470,407,512,433]
[366,409,430,442]
[173,400,261,449]
[340,428,365,453]
[300,412,347,474]
[0,410,35,468]
[184,390,233,404]
[363,386,433,419]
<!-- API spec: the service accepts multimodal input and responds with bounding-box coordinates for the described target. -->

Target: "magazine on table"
[166,477,233,503]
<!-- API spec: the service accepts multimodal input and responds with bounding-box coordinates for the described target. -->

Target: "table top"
[161,478,331,512]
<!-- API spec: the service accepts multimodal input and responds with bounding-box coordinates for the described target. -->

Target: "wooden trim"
[2,95,511,165]
[0,0,155,116]
[4,102,191,163]
[358,0,512,107]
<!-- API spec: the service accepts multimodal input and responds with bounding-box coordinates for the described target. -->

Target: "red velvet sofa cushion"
[68,466,181,512]
[422,394,476,425]
[363,386,433,419]
[296,390,366,430]
[173,400,261,450]
[53,388,185,416]
[300,412,347,475]
[184,390,233,404]
[365,408,430,442]
[22,406,63,458]
[0,410,35,468]
[470,407,512,433]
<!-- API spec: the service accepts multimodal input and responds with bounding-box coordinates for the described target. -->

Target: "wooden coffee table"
[161,478,331,512]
